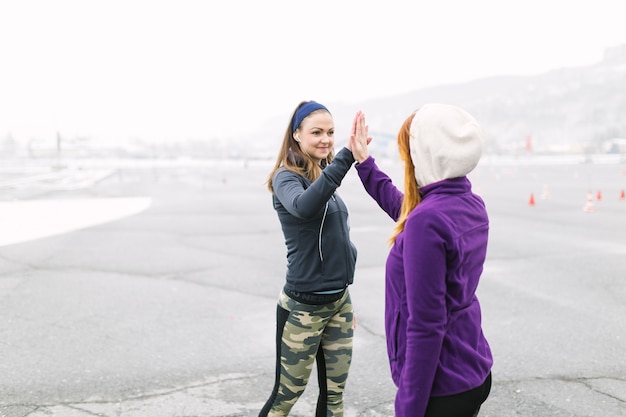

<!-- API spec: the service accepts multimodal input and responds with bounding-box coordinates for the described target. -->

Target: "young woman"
[349,105,493,417]
[259,101,358,417]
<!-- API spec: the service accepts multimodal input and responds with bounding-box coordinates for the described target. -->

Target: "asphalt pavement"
[1,157,625,417]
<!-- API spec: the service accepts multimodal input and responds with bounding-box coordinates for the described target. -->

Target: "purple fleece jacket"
[355,156,493,417]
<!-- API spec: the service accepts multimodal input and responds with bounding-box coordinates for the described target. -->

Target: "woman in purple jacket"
[349,104,493,417]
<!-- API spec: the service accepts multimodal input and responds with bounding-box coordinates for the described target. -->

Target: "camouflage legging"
[259,289,354,417]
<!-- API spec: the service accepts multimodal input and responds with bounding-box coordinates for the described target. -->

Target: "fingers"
[359,113,369,142]
[355,111,365,135]
[351,110,371,145]
[348,111,372,163]
[351,111,360,136]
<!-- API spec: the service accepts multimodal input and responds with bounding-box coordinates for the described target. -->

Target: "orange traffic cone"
[620,189,625,200]
[596,190,602,201]
[583,192,595,213]
[528,193,536,206]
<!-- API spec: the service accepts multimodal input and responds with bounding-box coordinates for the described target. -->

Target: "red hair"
[390,113,421,245]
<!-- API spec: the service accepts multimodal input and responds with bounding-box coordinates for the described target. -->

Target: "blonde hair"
[266,101,334,193]
[390,112,421,245]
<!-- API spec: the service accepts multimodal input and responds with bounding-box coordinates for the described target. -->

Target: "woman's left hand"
[349,110,372,163]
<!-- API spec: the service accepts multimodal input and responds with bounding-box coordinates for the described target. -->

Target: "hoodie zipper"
[318,195,335,262]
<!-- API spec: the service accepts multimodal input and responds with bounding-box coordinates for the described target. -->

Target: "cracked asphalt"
[1,158,625,416]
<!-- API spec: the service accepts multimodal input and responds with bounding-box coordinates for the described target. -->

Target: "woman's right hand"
[350,110,372,163]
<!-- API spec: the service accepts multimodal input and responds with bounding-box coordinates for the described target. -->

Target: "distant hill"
[251,44,626,158]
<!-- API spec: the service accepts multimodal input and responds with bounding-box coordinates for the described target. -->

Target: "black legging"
[424,373,492,417]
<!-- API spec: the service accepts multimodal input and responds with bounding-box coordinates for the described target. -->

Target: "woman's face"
[294,110,334,164]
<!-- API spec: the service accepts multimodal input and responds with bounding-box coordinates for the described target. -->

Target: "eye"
[328,130,335,137]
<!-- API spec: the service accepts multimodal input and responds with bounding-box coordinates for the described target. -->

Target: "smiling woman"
[0,197,152,247]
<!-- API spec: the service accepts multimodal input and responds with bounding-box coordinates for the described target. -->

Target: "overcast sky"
[1,0,624,145]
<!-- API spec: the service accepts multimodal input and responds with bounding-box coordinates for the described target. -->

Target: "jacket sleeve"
[395,209,448,417]
[273,147,355,219]
[354,156,403,221]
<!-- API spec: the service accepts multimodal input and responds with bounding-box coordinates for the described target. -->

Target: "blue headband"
[292,101,329,133]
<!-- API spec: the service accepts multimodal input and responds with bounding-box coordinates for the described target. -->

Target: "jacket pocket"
[388,308,402,384]
[388,308,401,361]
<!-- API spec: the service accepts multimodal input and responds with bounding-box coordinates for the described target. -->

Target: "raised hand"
[349,110,372,163]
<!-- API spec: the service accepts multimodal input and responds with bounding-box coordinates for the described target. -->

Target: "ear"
[293,132,301,143]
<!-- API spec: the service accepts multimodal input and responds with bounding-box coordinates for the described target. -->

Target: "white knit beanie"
[409,103,484,187]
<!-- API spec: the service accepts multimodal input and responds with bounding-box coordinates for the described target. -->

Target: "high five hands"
[349,110,372,163]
